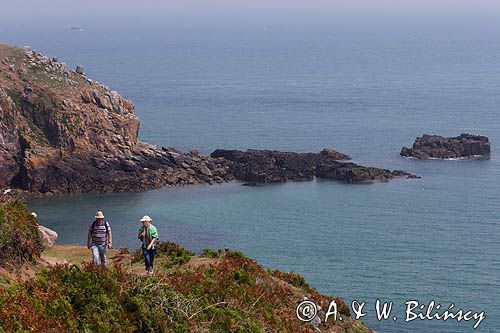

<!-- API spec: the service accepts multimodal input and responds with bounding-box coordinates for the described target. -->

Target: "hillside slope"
[0,200,372,332]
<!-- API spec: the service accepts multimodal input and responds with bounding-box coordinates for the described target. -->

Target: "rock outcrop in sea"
[212,149,419,183]
[401,133,491,159]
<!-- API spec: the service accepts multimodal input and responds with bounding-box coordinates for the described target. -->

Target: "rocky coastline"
[0,44,418,196]
[401,133,491,160]
[0,44,235,195]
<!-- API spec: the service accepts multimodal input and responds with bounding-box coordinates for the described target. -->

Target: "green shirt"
[138,224,160,249]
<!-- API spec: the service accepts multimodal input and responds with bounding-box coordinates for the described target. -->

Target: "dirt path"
[1,244,222,286]
[42,244,219,274]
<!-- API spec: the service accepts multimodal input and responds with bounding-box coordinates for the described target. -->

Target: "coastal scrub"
[0,197,43,267]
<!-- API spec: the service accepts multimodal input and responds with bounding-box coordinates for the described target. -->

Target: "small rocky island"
[401,133,491,159]
[0,44,418,195]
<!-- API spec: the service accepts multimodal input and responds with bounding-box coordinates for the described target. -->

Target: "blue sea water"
[1,10,499,333]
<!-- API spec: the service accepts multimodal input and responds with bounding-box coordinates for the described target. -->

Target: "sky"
[1,0,499,39]
[2,0,500,19]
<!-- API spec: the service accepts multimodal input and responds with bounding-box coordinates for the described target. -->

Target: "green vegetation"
[201,248,223,258]
[0,197,43,268]
[0,200,370,332]
[269,269,313,293]
[200,248,248,260]
[0,45,24,65]
[5,89,21,106]
[1,249,372,333]
[132,242,195,270]
[0,255,361,332]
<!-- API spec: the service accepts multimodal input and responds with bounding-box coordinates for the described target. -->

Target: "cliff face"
[0,44,234,193]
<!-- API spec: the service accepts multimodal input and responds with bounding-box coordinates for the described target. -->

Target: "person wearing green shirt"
[138,215,160,275]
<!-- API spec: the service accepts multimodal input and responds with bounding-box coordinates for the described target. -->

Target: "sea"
[1,9,499,332]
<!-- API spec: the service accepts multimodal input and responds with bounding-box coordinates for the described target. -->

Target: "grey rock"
[212,148,417,184]
[18,67,27,80]
[38,224,58,248]
[401,133,491,159]
[75,65,84,74]
[197,164,213,177]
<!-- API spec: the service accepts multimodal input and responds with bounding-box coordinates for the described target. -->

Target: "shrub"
[270,270,312,293]
[0,264,136,332]
[0,252,366,332]
[200,248,222,258]
[132,241,195,269]
[0,198,44,267]
[225,250,246,259]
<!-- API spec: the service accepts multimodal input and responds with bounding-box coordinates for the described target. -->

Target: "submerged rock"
[401,133,491,159]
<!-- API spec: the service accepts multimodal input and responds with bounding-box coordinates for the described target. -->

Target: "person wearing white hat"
[87,211,113,266]
[138,215,160,274]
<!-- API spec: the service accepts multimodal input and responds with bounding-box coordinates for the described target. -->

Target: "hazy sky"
[2,0,500,19]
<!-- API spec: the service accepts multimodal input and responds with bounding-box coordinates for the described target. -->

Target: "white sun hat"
[140,215,152,222]
[95,211,105,219]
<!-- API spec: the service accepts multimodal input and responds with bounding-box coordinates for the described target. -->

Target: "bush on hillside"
[0,253,369,332]
[132,241,195,269]
[0,197,43,267]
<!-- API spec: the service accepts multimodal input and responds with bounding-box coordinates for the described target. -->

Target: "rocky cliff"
[401,133,491,159]
[0,44,234,194]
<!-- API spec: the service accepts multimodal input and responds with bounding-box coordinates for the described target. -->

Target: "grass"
[1,43,87,95]
[43,245,110,265]
[44,244,195,275]
[5,89,21,106]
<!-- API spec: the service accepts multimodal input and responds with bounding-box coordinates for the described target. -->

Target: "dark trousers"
[143,247,156,270]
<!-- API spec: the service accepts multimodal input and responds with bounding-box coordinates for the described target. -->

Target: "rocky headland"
[0,43,417,195]
[0,44,235,194]
[401,133,491,159]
